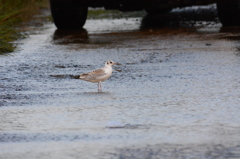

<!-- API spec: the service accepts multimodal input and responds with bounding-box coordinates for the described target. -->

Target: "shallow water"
[1,6,240,159]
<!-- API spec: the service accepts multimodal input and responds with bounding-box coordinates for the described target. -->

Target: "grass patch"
[87,8,146,19]
[0,0,48,54]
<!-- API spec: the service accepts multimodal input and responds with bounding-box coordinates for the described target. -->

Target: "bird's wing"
[80,68,106,80]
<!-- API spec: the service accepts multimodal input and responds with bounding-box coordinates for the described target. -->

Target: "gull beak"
[113,62,121,65]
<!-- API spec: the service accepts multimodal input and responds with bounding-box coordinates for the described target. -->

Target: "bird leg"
[98,82,103,92]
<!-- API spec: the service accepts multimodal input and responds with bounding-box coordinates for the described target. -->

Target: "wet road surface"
[1,5,240,159]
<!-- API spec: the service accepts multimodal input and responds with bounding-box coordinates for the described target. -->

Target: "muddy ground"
[1,5,240,159]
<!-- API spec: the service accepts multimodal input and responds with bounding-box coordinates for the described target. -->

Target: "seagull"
[79,60,121,92]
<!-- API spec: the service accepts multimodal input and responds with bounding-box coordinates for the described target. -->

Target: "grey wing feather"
[80,68,106,80]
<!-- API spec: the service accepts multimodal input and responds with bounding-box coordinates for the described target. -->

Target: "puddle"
[1,5,240,159]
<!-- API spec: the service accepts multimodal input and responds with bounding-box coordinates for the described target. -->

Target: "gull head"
[105,60,121,66]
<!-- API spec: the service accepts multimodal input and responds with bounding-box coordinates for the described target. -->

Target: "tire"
[50,0,88,29]
[217,0,240,26]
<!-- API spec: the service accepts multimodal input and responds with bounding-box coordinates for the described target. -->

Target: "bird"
[79,60,121,92]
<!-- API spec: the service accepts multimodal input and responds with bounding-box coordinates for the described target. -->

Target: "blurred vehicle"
[49,0,240,29]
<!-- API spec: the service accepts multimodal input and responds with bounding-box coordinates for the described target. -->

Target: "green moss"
[88,9,121,19]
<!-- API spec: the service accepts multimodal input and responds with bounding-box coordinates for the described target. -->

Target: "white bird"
[79,60,121,92]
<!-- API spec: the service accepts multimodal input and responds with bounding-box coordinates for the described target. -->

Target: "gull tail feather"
[79,73,88,79]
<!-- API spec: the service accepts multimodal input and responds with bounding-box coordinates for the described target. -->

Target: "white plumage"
[79,60,120,92]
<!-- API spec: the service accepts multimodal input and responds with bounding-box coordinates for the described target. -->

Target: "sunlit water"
[1,7,240,159]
